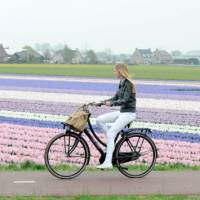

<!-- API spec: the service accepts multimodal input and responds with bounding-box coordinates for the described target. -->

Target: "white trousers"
[96,111,136,165]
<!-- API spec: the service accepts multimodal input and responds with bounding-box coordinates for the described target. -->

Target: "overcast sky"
[0,0,200,54]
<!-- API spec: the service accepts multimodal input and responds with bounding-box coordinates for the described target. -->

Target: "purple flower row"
[1,100,200,126]
[1,78,200,97]
[1,116,200,144]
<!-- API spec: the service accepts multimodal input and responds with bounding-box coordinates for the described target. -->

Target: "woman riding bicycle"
[96,63,137,169]
[45,64,157,179]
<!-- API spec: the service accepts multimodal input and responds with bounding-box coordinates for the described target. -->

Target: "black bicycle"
[44,102,158,179]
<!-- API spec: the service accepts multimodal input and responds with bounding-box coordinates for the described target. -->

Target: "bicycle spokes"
[45,133,89,178]
[115,134,156,178]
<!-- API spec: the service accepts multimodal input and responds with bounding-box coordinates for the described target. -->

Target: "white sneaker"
[96,162,113,169]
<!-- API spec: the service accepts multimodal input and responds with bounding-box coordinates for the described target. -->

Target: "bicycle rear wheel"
[115,133,157,178]
[44,132,89,179]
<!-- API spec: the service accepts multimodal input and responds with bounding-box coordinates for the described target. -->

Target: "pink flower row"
[0,123,200,166]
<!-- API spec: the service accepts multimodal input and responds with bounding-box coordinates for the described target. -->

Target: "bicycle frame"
[61,103,157,165]
[62,112,123,158]
[83,113,122,156]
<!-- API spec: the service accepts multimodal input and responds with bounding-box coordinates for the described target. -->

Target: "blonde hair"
[115,63,136,93]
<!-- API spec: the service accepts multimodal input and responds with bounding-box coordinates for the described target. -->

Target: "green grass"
[1,195,200,200]
[0,161,200,172]
[0,161,46,171]
[0,64,200,81]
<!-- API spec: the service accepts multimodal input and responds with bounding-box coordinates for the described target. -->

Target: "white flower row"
[0,110,66,122]
[1,110,200,135]
[1,90,200,112]
[128,121,200,135]
[1,75,200,87]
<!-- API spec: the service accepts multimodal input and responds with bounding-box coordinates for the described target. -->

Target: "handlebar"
[86,101,105,107]
[79,101,106,112]
[82,101,105,109]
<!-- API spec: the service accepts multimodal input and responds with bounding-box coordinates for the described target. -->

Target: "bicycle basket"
[65,104,90,132]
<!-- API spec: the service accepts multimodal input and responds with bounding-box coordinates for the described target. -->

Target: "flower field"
[0,74,200,167]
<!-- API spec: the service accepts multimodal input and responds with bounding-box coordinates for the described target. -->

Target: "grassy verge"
[0,161,200,171]
[0,195,200,200]
[0,64,200,81]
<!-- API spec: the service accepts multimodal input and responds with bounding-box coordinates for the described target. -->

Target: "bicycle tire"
[114,133,157,178]
[44,132,90,179]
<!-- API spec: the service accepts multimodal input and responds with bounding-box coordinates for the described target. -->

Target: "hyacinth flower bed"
[0,74,200,169]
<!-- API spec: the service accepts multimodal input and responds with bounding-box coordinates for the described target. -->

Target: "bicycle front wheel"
[115,133,157,178]
[44,132,90,179]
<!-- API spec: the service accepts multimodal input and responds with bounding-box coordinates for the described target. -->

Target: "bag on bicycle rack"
[65,104,90,132]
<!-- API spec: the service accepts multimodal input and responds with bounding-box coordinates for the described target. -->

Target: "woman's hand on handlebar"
[87,101,111,107]
[94,101,111,107]
[104,101,111,107]
[93,101,105,107]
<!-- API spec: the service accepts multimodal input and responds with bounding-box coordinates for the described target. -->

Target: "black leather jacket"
[104,78,136,112]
